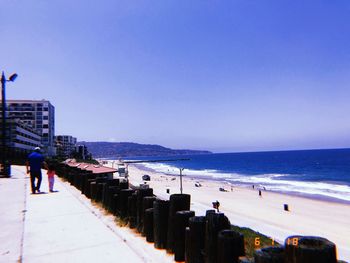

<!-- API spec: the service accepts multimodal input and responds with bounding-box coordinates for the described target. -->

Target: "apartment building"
[5,100,56,156]
[0,118,42,153]
[55,135,77,158]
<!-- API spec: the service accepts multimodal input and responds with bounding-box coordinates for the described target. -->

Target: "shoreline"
[106,161,350,261]
[134,163,350,205]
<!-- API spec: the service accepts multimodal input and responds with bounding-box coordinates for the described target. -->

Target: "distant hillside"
[79,141,212,158]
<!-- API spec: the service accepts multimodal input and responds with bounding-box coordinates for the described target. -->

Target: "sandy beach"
[106,161,350,261]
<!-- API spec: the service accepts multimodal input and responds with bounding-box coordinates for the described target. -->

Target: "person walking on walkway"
[26,147,47,194]
[47,163,56,192]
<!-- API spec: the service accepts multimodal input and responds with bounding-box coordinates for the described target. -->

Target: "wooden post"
[119,180,129,190]
[111,194,119,215]
[136,188,154,232]
[142,196,156,236]
[119,189,134,218]
[174,210,195,262]
[186,216,206,263]
[85,178,95,198]
[285,236,337,263]
[90,182,97,200]
[167,194,191,253]
[127,194,137,228]
[217,230,245,263]
[206,210,216,217]
[154,199,170,249]
[205,213,231,263]
[96,183,105,202]
[102,179,120,207]
[144,208,154,242]
[105,186,119,211]
[81,173,94,195]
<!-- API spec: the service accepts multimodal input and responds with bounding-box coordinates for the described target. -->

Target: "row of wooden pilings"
[55,163,343,263]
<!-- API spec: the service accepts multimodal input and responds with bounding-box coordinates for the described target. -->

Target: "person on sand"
[26,147,47,194]
[47,164,56,192]
[212,200,220,212]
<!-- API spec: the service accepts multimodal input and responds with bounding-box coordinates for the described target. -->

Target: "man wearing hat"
[26,147,47,194]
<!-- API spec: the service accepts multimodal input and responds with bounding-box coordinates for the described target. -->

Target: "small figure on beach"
[26,147,47,194]
[212,200,220,212]
[47,164,56,192]
[259,190,262,197]
[252,185,255,189]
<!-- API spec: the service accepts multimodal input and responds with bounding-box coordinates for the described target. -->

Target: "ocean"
[122,148,350,203]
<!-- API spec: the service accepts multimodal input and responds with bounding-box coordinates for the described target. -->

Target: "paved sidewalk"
[0,166,26,262]
[0,166,172,263]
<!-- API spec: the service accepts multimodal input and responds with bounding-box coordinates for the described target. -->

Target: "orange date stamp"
[254,237,299,247]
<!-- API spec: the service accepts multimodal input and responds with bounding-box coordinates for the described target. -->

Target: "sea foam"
[139,162,350,202]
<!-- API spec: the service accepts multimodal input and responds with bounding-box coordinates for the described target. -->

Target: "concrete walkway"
[0,166,173,263]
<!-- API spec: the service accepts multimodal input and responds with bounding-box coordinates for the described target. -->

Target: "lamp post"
[179,168,184,194]
[1,71,18,177]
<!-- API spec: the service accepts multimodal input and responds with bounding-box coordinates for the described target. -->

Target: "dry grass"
[231,225,281,258]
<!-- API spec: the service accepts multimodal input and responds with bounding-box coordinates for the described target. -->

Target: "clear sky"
[1,0,350,153]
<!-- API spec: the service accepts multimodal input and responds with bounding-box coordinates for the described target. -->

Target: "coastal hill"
[79,141,212,158]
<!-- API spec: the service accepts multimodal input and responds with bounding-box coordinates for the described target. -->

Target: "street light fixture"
[9,73,18,82]
[1,71,18,177]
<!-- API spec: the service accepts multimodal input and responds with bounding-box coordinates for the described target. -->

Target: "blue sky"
[1,0,350,152]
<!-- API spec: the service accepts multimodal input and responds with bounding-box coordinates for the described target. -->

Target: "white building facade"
[6,100,56,156]
[3,118,42,152]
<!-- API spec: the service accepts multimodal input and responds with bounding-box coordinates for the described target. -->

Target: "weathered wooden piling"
[89,178,106,200]
[119,189,135,218]
[217,230,245,263]
[111,194,119,215]
[284,236,337,263]
[206,210,216,217]
[174,210,195,262]
[144,208,154,242]
[81,173,95,195]
[85,179,95,198]
[167,194,191,253]
[136,188,154,232]
[142,196,156,236]
[205,212,231,263]
[102,179,120,207]
[96,183,106,202]
[90,182,97,200]
[119,180,129,190]
[128,194,137,228]
[185,216,206,263]
[104,186,119,211]
[153,199,170,249]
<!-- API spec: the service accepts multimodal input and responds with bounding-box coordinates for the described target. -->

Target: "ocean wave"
[138,162,350,202]
[226,176,350,201]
